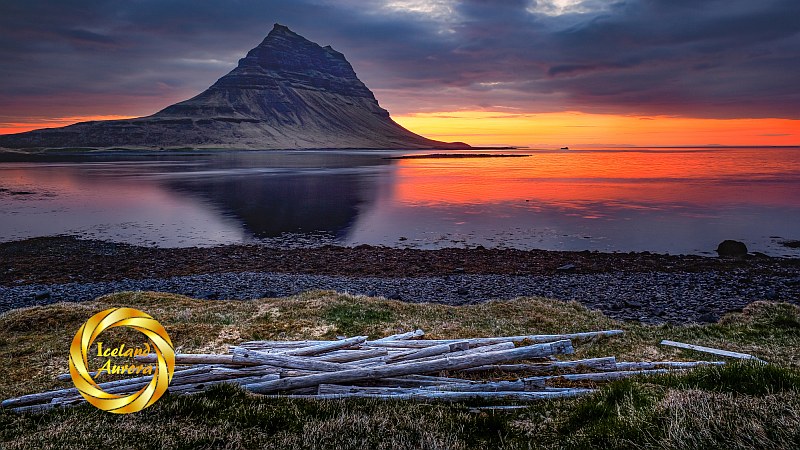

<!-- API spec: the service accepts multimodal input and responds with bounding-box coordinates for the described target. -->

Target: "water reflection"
[165,170,380,238]
[0,151,390,246]
[0,148,798,255]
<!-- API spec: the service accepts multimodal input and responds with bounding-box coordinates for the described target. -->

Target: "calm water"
[1,147,798,256]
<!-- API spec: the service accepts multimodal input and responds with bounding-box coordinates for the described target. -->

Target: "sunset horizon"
[3,111,799,148]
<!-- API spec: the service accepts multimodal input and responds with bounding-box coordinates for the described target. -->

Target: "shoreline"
[2,236,798,324]
[2,236,798,286]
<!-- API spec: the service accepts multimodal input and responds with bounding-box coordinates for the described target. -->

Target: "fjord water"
[0,147,798,256]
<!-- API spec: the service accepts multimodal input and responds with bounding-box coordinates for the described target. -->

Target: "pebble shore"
[2,269,798,324]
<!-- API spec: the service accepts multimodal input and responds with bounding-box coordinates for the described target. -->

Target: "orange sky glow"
[2,111,798,147]
[0,116,136,135]
[393,111,800,147]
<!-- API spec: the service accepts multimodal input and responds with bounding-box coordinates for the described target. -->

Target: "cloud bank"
[1,0,798,122]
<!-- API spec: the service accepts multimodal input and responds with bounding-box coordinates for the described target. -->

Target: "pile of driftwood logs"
[4,329,746,413]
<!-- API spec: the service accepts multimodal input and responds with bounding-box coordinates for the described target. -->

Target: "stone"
[198,291,220,300]
[32,290,51,300]
[716,240,748,257]
[697,313,718,323]
[556,263,576,271]
[0,24,469,151]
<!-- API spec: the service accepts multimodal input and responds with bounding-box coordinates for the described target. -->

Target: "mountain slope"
[0,24,468,150]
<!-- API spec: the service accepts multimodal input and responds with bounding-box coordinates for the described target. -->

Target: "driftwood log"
[4,328,740,414]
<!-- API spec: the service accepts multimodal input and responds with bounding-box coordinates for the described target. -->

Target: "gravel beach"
[2,237,798,324]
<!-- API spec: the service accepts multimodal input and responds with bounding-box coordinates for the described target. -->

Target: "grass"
[1,291,799,449]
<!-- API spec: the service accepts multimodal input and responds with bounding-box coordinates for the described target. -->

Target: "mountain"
[0,24,469,150]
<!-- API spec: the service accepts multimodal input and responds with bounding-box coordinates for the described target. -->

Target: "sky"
[0,0,798,146]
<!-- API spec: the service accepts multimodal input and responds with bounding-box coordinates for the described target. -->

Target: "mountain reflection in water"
[0,147,798,256]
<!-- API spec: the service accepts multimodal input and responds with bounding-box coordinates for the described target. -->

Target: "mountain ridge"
[0,24,469,150]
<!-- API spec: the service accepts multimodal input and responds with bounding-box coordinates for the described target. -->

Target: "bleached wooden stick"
[386,341,470,363]
[316,348,388,363]
[268,389,595,402]
[235,340,336,350]
[239,330,621,350]
[354,342,518,367]
[524,369,670,385]
[660,340,766,363]
[236,330,421,351]
[245,340,574,394]
[459,357,617,374]
[368,376,476,388]
[614,360,725,371]
[34,373,284,413]
[231,348,359,372]
[282,336,367,356]
[136,354,249,366]
[2,365,216,409]
[373,329,425,342]
[317,382,530,395]
[403,342,517,366]
[367,330,623,348]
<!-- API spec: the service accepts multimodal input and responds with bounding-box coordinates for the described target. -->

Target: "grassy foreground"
[1,291,799,449]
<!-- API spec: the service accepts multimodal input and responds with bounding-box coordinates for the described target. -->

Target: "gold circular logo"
[69,307,175,414]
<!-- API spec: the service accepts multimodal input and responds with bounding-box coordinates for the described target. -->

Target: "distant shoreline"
[1,236,797,323]
[0,146,521,162]
[385,153,529,159]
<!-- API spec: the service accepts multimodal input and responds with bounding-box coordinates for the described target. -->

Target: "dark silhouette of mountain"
[0,24,469,150]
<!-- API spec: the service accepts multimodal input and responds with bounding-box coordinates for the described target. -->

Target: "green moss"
[323,303,395,336]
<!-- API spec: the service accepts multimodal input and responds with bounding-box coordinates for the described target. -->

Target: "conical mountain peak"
[0,25,469,150]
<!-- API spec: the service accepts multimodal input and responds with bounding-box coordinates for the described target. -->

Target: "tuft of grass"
[651,361,800,395]
[323,303,395,337]
[561,379,663,447]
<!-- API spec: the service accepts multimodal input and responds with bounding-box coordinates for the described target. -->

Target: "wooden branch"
[459,357,617,374]
[316,348,388,363]
[614,360,725,371]
[34,373,284,412]
[282,336,367,356]
[317,382,530,395]
[386,341,470,363]
[231,348,359,372]
[136,354,251,366]
[524,369,670,385]
[367,330,622,348]
[406,342,517,366]
[373,329,425,342]
[267,389,595,402]
[660,340,766,363]
[2,365,216,409]
[244,340,574,394]
[365,377,475,388]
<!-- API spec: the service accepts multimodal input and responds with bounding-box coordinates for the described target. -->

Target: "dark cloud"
[0,0,798,121]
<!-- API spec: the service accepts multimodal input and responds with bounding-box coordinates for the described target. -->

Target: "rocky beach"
[2,236,797,324]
